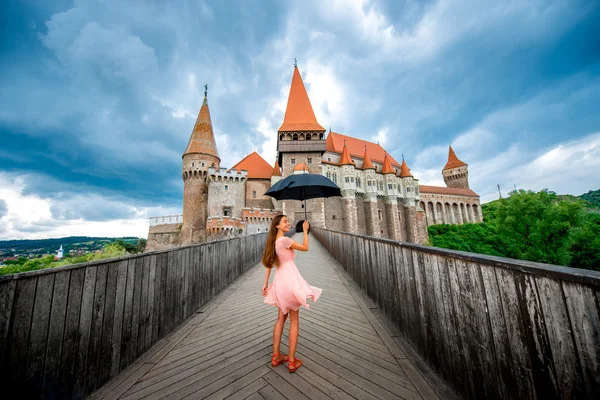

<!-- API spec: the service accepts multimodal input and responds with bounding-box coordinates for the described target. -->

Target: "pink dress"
[264,236,322,314]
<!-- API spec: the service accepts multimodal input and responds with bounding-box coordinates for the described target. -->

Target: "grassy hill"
[0,236,142,258]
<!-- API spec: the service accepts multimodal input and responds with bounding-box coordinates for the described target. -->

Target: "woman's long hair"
[261,214,286,269]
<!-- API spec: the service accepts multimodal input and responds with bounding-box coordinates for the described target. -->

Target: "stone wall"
[313,228,600,400]
[245,179,272,209]
[324,197,344,231]
[419,193,481,225]
[146,223,181,251]
[356,195,367,235]
[207,179,245,219]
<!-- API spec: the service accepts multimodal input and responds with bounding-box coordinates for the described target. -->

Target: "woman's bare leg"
[288,309,299,361]
[273,308,288,361]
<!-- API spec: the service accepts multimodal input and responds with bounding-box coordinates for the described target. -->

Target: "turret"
[443,146,469,189]
[381,152,396,198]
[399,157,417,205]
[339,141,356,194]
[180,86,220,244]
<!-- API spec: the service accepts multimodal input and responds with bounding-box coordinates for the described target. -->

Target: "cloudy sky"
[1,0,599,240]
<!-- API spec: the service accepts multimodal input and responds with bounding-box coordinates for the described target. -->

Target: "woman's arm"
[261,267,271,296]
[289,220,310,252]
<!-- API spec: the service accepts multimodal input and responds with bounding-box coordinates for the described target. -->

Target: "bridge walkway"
[92,234,442,400]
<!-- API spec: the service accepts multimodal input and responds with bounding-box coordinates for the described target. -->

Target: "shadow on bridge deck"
[91,234,451,400]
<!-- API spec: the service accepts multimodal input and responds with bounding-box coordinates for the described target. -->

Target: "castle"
[146,66,481,251]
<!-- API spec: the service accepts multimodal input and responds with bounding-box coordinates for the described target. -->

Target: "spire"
[400,158,413,178]
[183,91,220,160]
[339,140,354,165]
[444,146,467,170]
[381,152,395,174]
[271,160,282,177]
[361,145,375,170]
[278,66,326,132]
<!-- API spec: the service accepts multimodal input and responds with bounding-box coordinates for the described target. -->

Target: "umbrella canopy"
[264,173,341,201]
[265,173,341,221]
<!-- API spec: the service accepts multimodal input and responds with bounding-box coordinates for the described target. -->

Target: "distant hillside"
[0,236,142,258]
[580,189,600,209]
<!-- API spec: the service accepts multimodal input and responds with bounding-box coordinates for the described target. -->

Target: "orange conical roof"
[339,142,354,165]
[271,160,282,177]
[278,67,326,132]
[361,145,375,170]
[229,151,272,179]
[444,146,467,170]
[381,153,395,174]
[399,158,413,178]
[183,94,220,160]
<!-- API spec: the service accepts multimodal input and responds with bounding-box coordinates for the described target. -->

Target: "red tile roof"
[183,96,220,160]
[419,185,479,197]
[339,143,354,165]
[326,131,400,167]
[361,145,375,170]
[230,151,272,179]
[381,153,395,174]
[278,67,326,132]
[444,146,467,170]
[271,160,282,177]
[399,159,412,178]
[293,163,309,171]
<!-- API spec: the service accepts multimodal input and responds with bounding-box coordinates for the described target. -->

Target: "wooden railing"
[312,228,600,400]
[0,233,267,399]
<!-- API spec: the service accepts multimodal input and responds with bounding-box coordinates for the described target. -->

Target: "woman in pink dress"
[261,215,322,373]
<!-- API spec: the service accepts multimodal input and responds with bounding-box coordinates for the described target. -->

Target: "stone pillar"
[403,198,417,243]
[341,190,358,234]
[384,195,401,241]
[364,193,380,237]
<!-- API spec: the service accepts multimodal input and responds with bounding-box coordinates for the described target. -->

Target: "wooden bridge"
[1,229,599,399]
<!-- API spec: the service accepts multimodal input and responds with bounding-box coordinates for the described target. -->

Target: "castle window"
[192,163,194,167]
[225,185,229,191]
[253,191,256,198]
[291,158,296,165]
[223,207,231,217]
[356,177,361,188]
[307,158,312,164]
[293,134,298,140]
[345,177,350,183]
[332,172,337,184]
[326,171,331,180]
[328,158,331,162]
[202,162,205,167]
[350,177,354,182]
[388,184,392,190]
[378,210,382,221]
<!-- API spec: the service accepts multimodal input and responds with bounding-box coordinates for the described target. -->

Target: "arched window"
[332,172,337,184]
[306,134,311,140]
[326,171,331,180]
[293,133,299,140]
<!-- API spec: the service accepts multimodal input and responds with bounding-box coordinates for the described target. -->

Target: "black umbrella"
[264,173,341,220]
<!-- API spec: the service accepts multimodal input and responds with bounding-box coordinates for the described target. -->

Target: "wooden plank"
[72,265,98,398]
[219,377,268,400]
[151,253,164,343]
[42,270,70,398]
[137,256,149,356]
[97,261,119,388]
[429,255,454,385]
[120,258,136,371]
[262,370,310,400]
[5,277,37,388]
[25,273,54,397]
[514,271,560,398]
[158,252,168,339]
[562,281,600,398]
[145,255,156,350]
[86,263,108,395]
[204,366,270,400]
[494,268,536,399]
[480,264,518,398]
[0,279,16,369]
[58,268,84,398]
[536,275,585,398]
[129,257,143,364]
[110,260,128,377]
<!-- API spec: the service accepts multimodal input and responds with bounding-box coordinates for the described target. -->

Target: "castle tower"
[382,153,401,241]
[361,145,378,236]
[399,158,426,243]
[270,160,282,209]
[443,146,469,189]
[277,63,327,228]
[180,87,221,245]
[339,142,358,234]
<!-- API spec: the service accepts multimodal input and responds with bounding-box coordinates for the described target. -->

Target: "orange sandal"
[271,353,289,367]
[288,358,302,373]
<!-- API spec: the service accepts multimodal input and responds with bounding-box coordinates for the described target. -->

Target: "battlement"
[207,167,247,182]
[149,214,183,227]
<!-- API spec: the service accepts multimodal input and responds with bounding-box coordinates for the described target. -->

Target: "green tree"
[495,189,586,265]
[137,238,147,252]
[569,213,600,271]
